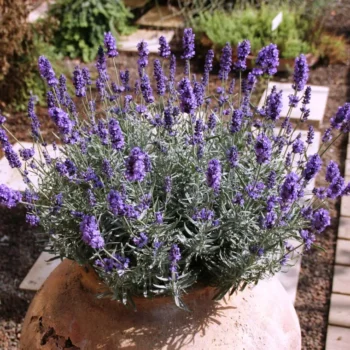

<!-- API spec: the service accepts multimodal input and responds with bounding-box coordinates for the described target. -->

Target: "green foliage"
[49,0,135,62]
[193,5,311,58]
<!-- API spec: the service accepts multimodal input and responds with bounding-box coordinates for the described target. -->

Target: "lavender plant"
[0,30,349,309]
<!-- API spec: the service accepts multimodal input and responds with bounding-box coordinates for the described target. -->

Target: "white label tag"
[272,12,283,31]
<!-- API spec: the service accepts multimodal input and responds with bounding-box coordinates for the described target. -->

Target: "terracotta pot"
[20,260,301,349]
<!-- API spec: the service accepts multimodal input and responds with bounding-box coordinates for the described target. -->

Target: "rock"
[21,260,301,349]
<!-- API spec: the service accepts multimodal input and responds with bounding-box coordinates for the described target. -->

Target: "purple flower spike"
[154,59,166,96]
[218,43,232,81]
[108,119,124,150]
[253,44,279,76]
[311,208,330,233]
[206,159,221,193]
[0,184,22,208]
[280,172,301,204]
[73,66,86,97]
[202,49,214,86]
[80,215,105,249]
[226,146,239,168]
[326,161,340,183]
[19,147,35,161]
[49,107,74,135]
[96,46,109,82]
[292,137,305,154]
[230,109,243,133]
[300,229,315,250]
[293,54,309,92]
[234,40,251,71]
[181,28,195,60]
[137,40,149,69]
[104,32,118,58]
[158,36,171,58]
[255,134,272,164]
[38,56,58,86]
[125,147,151,182]
[303,154,322,181]
[265,88,283,121]
[140,73,154,104]
[327,176,345,199]
[178,78,197,115]
[169,244,181,277]
[4,145,22,168]
[26,214,40,226]
[133,232,148,248]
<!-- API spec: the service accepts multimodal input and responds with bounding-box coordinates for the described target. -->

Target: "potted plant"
[1,29,348,349]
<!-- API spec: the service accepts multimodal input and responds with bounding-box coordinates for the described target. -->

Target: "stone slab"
[0,142,58,192]
[258,82,329,128]
[341,195,350,218]
[346,160,350,177]
[326,325,350,350]
[328,293,350,328]
[347,144,350,159]
[136,6,184,28]
[338,217,350,240]
[119,29,174,53]
[19,251,61,291]
[333,265,350,295]
[336,239,350,266]
[27,1,54,23]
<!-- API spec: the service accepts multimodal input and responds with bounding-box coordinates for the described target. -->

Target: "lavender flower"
[19,148,34,161]
[300,229,315,250]
[207,113,217,130]
[26,214,40,226]
[0,113,6,125]
[102,159,114,179]
[306,125,315,144]
[169,244,181,276]
[232,193,245,206]
[230,109,243,133]
[164,176,172,194]
[73,66,86,97]
[245,182,265,199]
[178,78,196,115]
[153,59,166,96]
[262,210,277,229]
[331,103,350,129]
[292,137,305,154]
[80,215,105,249]
[226,146,239,167]
[234,40,251,71]
[104,32,118,57]
[280,172,301,204]
[206,159,221,193]
[120,70,130,91]
[288,95,299,108]
[265,89,283,121]
[253,44,279,76]
[202,49,214,86]
[293,54,309,91]
[155,212,163,224]
[181,28,195,60]
[303,154,322,181]
[82,68,92,86]
[0,184,22,208]
[108,119,124,150]
[97,120,108,145]
[158,36,171,58]
[4,145,22,168]
[38,56,58,86]
[133,232,148,248]
[125,147,151,182]
[137,40,149,69]
[27,96,41,139]
[218,43,232,81]
[322,128,333,143]
[193,82,204,106]
[326,161,340,182]
[49,107,74,135]
[255,134,272,164]
[267,171,276,189]
[96,46,109,82]
[192,208,214,222]
[140,73,154,104]
[327,176,345,199]
[311,208,330,233]
[169,54,176,86]
[87,189,96,207]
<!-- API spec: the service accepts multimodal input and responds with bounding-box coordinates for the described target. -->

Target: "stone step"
[328,293,350,328]
[326,325,350,350]
[335,239,350,266]
[119,29,174,53]
[258,82,329,128]
[136,6,184,28]
[333,265,350,295]
[338,217,350,240]
[19,251,61,291]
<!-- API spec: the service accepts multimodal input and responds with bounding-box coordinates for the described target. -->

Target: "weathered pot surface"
[20,260,301,349]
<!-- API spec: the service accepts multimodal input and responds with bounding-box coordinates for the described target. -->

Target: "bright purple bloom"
[230,109,243,133]
[242,72,256,94]
[207,113,217,130]
[232,193,245,206]
[95,46,109,82]
[19,148,34,161]
[292,137,305,154]
[193,82,204,106]
[104,32,118,57]
[226,146,239,168]
[80,215,105,249]
[0,184,22,208]
[0,113,6,125]
[253,44,279,76]
[4,145,22,168]
[87,189,96,207]
[327,176,345,199]
[313,187,327,200]
[266,195,279,212]
[206,159,221,193]
[133,232,148,248]
[102,159,113,179]
[169,244,181,276]
[158,36,171,58]
[97,120,108,145]
[49,107,74,135]
[181,28,195,60]
[153,59,166,96]
[202,49,214,86]
[140,73,154,104]
[267,170,276,189]
[120,70,130,91]
[26,214,40,226]
[38,56,58,86]
[293,54,309,91]
[265,88,283,121]
[108,119,124,150]
[311,208,330,233]
[125,147,151,182]
[322,128,332,143]
[27,96,41,139]
[331,103,350,129]
[178,78,196,115]
[192,208,214,222]
[303,154,322,181]
[245,182,265,199]
[288,95,299,108]
[280,172,301,203]
[234,40,251,71]
[137,40,149,69]
[73,66,86,97]
[300,229,315,250]
[218,43,232,81]
[306,125,314,144]
[326,161,340,182]
[255,134,272,164]
[155,212,163,224]
[262,210,277,229]
[46,91,55,108]
[82,68,92,86]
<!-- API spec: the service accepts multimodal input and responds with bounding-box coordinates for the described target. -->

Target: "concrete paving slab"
[328,293,350,328]
[19,251,61,291]
[333,265,350,295]
[335,239,350,266]
[326,325,350,350]
[259,82,329,128]
[136,6,184,28]
[338,217,350,240]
